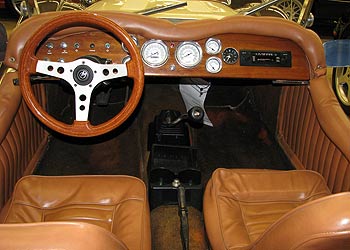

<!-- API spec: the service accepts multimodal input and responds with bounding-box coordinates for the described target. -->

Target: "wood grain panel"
[36,31,310,80]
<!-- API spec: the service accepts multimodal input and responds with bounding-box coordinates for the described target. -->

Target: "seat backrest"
[0,222,128,250]
[251,192,350,250]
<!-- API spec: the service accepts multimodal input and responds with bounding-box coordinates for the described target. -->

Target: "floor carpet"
[151,205,208,250]
[34,121,141,177]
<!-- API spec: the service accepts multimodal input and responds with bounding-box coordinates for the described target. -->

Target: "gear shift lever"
[187,106,204,123]
[163,106,204,126]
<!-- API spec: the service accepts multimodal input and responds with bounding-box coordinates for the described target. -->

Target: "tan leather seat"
[0,175,151,250]
[204,168,350,250]
[0,222,128,250]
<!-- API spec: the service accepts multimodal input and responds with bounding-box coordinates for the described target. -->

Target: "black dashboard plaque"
[240,50,292,67]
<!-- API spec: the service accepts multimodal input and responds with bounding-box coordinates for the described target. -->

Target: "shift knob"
[188,106,204,123]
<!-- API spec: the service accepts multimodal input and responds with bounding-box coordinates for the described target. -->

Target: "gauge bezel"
[222,47,239,65]
[141,39,169,68]
[205,38,222,55]
[206,56,223,74]
[175,41,203,69]
[121,34,139,53]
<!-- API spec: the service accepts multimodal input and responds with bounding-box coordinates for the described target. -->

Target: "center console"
[148,108,203,210]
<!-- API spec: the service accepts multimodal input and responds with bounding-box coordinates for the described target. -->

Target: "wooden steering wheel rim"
[19,12,144,137]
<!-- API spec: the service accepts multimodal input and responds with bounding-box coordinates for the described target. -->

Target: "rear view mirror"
[0,22,7,63]
[324,40,350,67]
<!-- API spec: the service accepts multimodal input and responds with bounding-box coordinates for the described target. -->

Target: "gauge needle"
[148,51,159,58]
[183,52,193,58]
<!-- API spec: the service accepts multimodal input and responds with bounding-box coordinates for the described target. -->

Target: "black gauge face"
[222,48,239,64]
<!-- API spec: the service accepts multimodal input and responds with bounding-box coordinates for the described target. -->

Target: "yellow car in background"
[15,0,314,26]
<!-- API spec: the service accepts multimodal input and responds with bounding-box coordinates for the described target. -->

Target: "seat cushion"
[250,192,350,250]
[0,175,151,250]
[0,222,128,250]
[203,169,331,250]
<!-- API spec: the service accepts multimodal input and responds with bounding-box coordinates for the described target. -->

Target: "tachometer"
[141,40,169,68]
[175,41,202,68]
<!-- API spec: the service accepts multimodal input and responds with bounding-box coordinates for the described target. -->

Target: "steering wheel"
[19,12,144,137]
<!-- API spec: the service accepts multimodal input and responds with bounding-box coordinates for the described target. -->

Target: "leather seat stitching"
[238,199,252,243]
[248,193,350,248]
[111,202,117,234]
[140,189,147,250]
[212,174,230,250]
[9,197,145,208]
[291,231,350,250]
[217,191,330,203]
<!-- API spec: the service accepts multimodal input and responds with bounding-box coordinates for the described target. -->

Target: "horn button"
[73,65,94,86]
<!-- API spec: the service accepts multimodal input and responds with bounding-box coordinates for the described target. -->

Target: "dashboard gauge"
[121,35,139,53]
[122,55,131,64]
[175,41,203,68]
[206,57,222,74]
[205,38,222,55]
[222,47,239,64]
[141,40,169,68]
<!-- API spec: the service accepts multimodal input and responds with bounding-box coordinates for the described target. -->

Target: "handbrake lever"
[172,179,189,250]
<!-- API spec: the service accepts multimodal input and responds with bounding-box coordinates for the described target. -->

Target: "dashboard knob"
[46,42,54,49]
[60,42,68,49]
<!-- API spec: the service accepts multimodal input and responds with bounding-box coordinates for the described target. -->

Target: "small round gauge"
[205,38,222,55]
[175,41,203,68]
[122,55,131,64]
[222,47,239,64]
[141,40,169,68]
[121,35,139,53]
[206,57,222,74]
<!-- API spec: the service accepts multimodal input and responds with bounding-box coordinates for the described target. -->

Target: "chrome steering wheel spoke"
[36,58,128,121]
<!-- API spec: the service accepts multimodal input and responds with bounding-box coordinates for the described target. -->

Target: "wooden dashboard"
[36,30,310,80]
[6,12,325,82]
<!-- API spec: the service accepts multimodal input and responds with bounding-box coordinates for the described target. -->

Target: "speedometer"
[175,41,202,68]
[141,40,169,68]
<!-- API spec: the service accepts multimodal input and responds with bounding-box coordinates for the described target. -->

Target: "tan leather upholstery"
[204,169,350,250]
[0,222,128,250]
[0,175,151,250]
[0,71,47,211]
[277,79,350,193]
